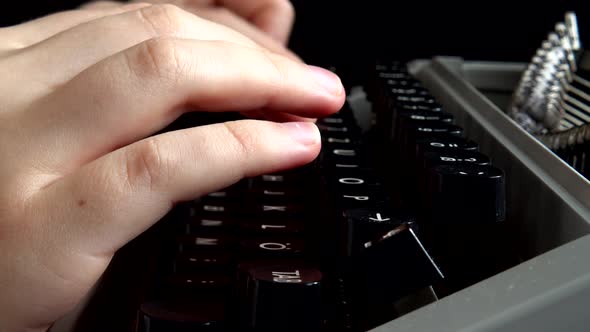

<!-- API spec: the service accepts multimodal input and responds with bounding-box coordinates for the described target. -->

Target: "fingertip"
[308,65,344,97]
[305,65,346,116]
[278,121,321,147]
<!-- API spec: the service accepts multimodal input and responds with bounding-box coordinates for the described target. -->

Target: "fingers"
[24,38,343,172]
[35,120,321,256]
[213,0,295,44]
[1,3,150,48]
[17,4,260,84]
[195,7,301,61]
[79,1,127,10]
[242,110,316,123]
[140,0,295,43]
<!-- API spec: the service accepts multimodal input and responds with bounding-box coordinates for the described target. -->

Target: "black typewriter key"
[394,95,436,104]
[185,216,233,234]
[253,171,309,185]
[320,148,373,169]
[397,109,453,124]
[421,150,491,169]
[414,135,479,157]
[393,110,454,141]
[318,124,354,134]
[402,135,480,185]
[395,101,443,113]
[242,264,323,331]
[335,191,389,209]
[241,219,305,235]
[346,221,443,330]
[179,235,233,252]
[398,121,463,154]
[377,72,411,80]
[320,117,346,125]
[174,252,232,273]
[383,78,422,89]
[240,237,305,258]
[252,203,305,218]
[340,207,415,256]
[424,164,505,224]
[321,147,368,166]
[422,164,510,293]
[250,186,304,201]
[326,174,383,197]
[138,298,225,332]
[321,135,360,150]
[389,87,429,96]
[188,201,237,216]
[403,121,463,137]
[319,111,356,126]
[168,273,231,292]
[322,135,355,145]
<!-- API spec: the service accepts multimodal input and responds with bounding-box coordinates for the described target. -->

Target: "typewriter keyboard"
[88,61,519,332]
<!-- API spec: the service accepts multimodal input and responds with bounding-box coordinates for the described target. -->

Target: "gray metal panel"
[413,57,590,257]
[372,57,590,332]
[372,235,590,332]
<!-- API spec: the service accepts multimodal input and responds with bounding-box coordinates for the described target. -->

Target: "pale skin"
[0,1,345,331]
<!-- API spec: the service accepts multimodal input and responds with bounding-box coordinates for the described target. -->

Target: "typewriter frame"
[371,57,590,332]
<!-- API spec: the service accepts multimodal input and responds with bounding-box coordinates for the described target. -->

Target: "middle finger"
[13,4,261,88]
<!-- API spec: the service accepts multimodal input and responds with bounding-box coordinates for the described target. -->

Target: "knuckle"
[222,122,256,162]
[259,51,286,105]
[125,139,170,190]
[137,3,185,36]
[127,37,183,82]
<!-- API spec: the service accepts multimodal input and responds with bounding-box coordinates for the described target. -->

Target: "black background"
[1,1,588,65]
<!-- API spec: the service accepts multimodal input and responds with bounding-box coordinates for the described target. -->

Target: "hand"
[83,0,299,60]
[0,3,344,331]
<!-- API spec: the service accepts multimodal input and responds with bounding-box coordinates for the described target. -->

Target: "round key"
[397,102,443,113]
[393,110,454,142]
[341,206,415,256]
[384,78,422,89]
[243,264,323,332]
[426,164,506,223]
[138,298,225,332]
[240,237,305,258]
[394,95,436,104]
[241,219,305,235]
[414,135,479,158]
[389,87,429,96]
[422,150,491,168]
[398,121,463,156]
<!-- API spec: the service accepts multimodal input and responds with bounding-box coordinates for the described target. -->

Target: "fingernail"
[308,65,344,96]
[280,122,321,146]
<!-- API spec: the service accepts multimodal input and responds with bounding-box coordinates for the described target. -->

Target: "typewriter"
[50,12,590,332]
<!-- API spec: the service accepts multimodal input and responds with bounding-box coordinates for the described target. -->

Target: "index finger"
[24,38,343,173]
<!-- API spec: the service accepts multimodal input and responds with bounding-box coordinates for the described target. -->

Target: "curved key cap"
[393,109,454,141]
[398,121,463,156]
[138,298,225,332]
[426,164,506,223]
[422,150,491,168]
[340,206,415,256]
[242,264,323,332]
[414,135,479,157]
[397,102,443,113]
[422,164,510,293]
[240,237,305,258]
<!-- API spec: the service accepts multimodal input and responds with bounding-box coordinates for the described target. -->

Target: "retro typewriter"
[51,12,590,332]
